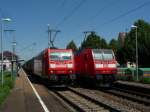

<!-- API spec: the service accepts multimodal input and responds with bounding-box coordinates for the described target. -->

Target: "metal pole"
[47,24,50,48]
[47,25,60,48]
[3,29,16,79]
[12,33,16,78]
[0,20,4,85]
[49,30,52,48]
[135,27,138,81]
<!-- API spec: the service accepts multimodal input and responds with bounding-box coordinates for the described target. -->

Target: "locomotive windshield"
[50,52,72,60]
[92,50,103,60]
[92,49,114,60]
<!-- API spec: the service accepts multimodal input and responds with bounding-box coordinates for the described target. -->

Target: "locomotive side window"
[50,52,72,60]
[103,50,113,60]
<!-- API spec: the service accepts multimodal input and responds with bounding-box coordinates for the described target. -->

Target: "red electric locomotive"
[23,48,76,85]
[75,49,117,86]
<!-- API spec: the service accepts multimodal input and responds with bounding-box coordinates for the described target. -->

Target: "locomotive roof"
[47,48,72,51]
[92,49,113,52]
[75,48,113,55]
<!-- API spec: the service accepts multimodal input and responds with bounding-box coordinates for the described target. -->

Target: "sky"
[0,0,150,60]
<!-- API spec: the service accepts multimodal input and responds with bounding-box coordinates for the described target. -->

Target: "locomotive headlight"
[108,64,116,68]
[67,64,73,68]
[95,64,103,68]
[50,64,56,68]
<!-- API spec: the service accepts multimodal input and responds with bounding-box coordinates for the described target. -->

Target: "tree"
[80,32,107,49]
[108,39,118,53]
[66,40,78,51]
[101,38,108,48]
[116,48,127,65]
[119,19,150,67]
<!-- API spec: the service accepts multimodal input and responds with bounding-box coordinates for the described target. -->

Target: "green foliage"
[108,39,118,53]
[66,40,78,51]
[0,72,15,106]
[80,32,108,49]
[0,86,10,105]
[116,48,126,65]
[142,78,150,84]
[114,19,150,66]
[65,19,150,67]
[123,19,150,67]
[101,38,108,48]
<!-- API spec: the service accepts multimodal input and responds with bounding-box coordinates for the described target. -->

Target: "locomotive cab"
[24,48,76,86]
[75,49,117,87]
[48,49,76,84]
[92,49,117,86]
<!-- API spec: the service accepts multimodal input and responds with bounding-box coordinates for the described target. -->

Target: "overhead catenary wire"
[87,0,119,29]
[79,0,120,31]
[56,0,86,28]
[18,43,36,52]
[59,0,67,9]
[98,0,150,27]
[89,0,119,22]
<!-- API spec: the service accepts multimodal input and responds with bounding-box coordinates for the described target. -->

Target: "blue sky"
[1,0,150,60]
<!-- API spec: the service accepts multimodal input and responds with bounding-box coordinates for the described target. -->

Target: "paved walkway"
[0,69,44,112]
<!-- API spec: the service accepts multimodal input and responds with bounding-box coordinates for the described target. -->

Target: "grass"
[142,78,150,84]
[0,71,15,106]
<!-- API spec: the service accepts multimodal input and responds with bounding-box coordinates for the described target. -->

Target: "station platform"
[116,80,150,89]
[0,69,44,112]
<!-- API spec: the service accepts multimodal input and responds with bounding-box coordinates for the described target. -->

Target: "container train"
[75,49,117,86]
[23,48,76,85]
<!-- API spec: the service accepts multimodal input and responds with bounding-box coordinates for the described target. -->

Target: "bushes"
[0,86,10,105]
[0,72,15,105]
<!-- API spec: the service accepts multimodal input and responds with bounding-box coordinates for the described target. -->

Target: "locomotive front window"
[61,52,72,60]
[103,50,114,60]
[50,54,60,60]
[93,51,103,60]
[92,50,114,60]
[50,52,72,60]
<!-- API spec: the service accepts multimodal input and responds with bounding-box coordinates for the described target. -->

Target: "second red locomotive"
[75,49,117,86]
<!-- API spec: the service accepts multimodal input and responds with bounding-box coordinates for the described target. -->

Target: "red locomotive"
[75,49,117,86]
[23,48,76,85]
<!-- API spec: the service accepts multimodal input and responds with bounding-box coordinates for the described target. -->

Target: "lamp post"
[0,18,12,85]
[131,25,138,81]
[4,29,16,79]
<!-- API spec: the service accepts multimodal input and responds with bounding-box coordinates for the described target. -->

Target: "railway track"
[68,87,150,112]
[105,86,150,106]
[27,72,150,112]
[52,88,120,112]
[29,75,119,112]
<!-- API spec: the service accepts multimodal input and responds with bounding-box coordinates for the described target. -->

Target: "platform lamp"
[131,25,138,81]
[0,18,12,85]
